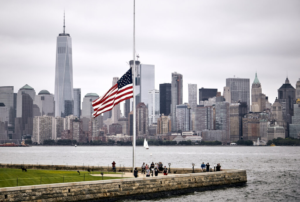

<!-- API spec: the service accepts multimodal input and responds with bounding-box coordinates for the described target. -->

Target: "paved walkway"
[91,172,174,178]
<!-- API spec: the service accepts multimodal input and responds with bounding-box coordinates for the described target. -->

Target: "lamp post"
[168,163,171,173]
[192,163,195,173]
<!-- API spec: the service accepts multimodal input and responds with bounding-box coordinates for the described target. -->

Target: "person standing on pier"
[141,162,146,174]
[134,167,138,178]
[112,161,116,172]
[201,162,205,170]
[206,163,210,172]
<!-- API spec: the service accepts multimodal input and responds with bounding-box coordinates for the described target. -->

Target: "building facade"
[54,19,74,117]
[157,115,171,134]
[226,78,250,111]
[251,73,266,112]
[194,105,214,132]
[73,88,81,118]
[290,103,300,138]
[215,101,230,144]
[0,86,16,129]
[159,83,171,116]
[148,89,159,126]
[33,90,54,117]
[199,88,217,102]
[32,116,53,144]
[171,72,183,131]
[136,102,148,136]
[176,103,191,132]
[229,102,248,142]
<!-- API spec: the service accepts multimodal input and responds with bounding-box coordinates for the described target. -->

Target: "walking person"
[134,167,138,178]
[206,162,210,172]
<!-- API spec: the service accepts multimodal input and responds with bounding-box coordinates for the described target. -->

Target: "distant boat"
[270,143,276,147]
[230,143,237,146]
[75,144,77,147]
[144,138,149,149]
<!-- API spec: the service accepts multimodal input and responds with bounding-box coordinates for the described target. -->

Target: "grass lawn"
[0,168,124,188]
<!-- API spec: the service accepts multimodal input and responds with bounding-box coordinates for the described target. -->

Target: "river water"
[0,146,299,201]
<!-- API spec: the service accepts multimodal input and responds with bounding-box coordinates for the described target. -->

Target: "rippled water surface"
[0,146,299,201]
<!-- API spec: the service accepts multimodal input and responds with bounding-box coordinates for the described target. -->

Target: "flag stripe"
[92,68,133,118]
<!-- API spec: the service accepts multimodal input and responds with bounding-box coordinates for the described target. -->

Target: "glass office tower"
[54,17,74,117]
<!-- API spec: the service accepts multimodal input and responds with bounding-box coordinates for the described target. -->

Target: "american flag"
[92,68,133,118]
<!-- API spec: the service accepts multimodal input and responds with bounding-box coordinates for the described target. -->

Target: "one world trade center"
[54,15,74,117]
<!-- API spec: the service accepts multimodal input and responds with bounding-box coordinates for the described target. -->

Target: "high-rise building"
[0,86,15,128]
[130,60,155,106]
[171,72,183,131]
[157,115,171,134]
[251,73,266,112]
[124,99,131,118]
[223,87,231,103]
[111,77,121,123]
[32,116,53,144]
[229,102,248,142]
[278,77,296,136]
[290,103,300,139]
[148,89,159,126]
[188,84,197,130]
[159,83,171,116]
[81,93,99,132]
[199,88,217,102]
[194,105,214,132]
[136,102,148,136]
[226,78,250,111]
[73,88,81,118]
[54,16,74,117]
[215,101,230,144]
[15,84,36,138]
[296,79,300,99]
[33,90,55,117]
[176,103,191,132]
[118,117,128,135]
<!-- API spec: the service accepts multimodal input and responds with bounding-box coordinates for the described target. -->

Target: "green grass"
[0,168,124,188]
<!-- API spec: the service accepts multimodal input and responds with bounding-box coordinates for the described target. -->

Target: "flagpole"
[132,0,136,172]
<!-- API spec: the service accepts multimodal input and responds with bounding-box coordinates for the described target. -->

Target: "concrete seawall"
[0,164,247,202]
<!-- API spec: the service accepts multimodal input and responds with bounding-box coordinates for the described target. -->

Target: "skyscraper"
[82,93,99,132]
[295,78,300,99]
[73,88,81,118]
[0,86,15,129]
[159,83,171,116]
[111,77,121,123]
[54,15,74,117]
[251,73,266,112]
[136,102,148,135]
[199,88,217,102]
[171,72,183,131]
[148,89,159,125]
[130,60,155,107]
[278,77,295,136]
[176,103,191,132]
[188,84,197,130]
[226,78,250,111]
[15,84,36,138]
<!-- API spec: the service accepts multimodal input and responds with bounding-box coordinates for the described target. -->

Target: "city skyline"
[0,0,299,109]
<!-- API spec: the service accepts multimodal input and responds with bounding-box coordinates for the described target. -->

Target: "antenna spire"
[63,11,65,34]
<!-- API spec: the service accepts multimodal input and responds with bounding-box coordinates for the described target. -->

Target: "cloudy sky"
[0,0,299,113]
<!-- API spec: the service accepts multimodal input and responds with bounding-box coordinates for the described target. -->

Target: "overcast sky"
[0,0,299,113]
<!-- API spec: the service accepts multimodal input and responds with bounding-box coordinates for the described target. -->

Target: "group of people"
[201,162,222,172]
[134,162,168,178]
